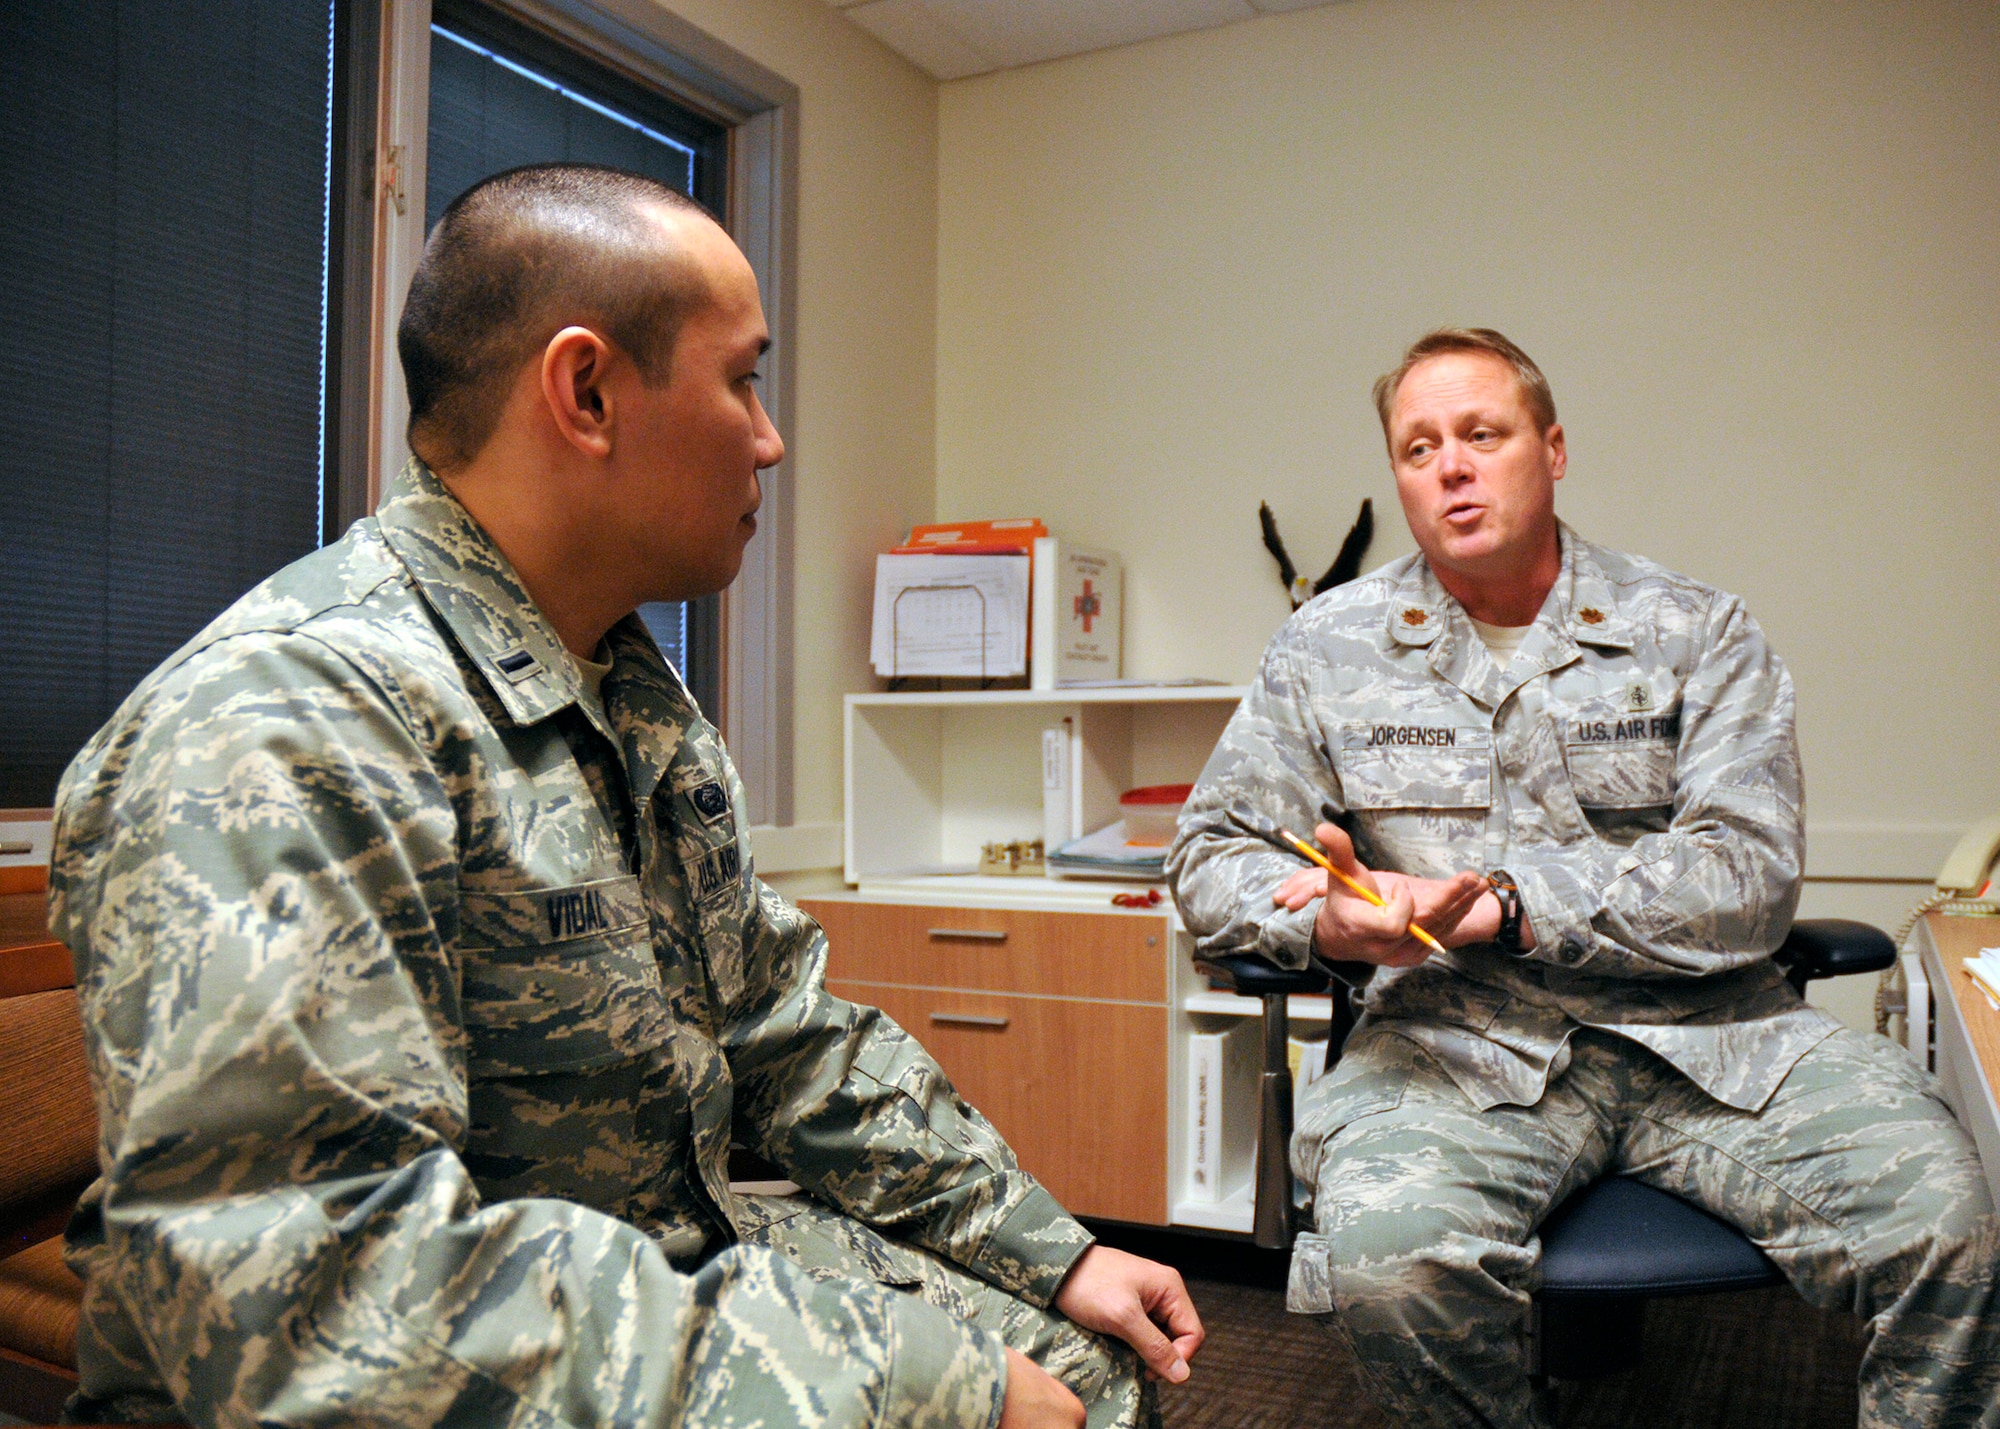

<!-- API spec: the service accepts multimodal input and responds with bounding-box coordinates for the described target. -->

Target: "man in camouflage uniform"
[1169,327,1998,1426]
[50,165,1200,1429]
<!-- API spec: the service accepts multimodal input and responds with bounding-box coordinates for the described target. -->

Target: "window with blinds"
[0,0,748,810]
[0,0,339,808]
[425,0,729,711]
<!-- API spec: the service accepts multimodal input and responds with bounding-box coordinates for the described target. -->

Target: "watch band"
[1487,868,1525,954]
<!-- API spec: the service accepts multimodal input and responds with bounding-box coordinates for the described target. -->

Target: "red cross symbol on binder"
[1073,580,1101,633]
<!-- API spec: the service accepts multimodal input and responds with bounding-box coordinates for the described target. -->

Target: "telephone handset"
[1877,815,2000,1038]
[1933,812,2000,910]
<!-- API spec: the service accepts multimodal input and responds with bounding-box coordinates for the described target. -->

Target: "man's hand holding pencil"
[1267,822,1502,967]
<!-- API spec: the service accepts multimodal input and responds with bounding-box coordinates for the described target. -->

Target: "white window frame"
[360,0,799,824]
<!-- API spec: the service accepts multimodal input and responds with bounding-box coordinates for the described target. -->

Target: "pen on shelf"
[1226,809,1448,954]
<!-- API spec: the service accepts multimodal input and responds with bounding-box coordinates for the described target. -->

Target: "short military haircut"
[398,163,709,470]
[1372,327,1558,444]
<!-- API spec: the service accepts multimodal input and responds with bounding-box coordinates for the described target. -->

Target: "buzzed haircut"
[1372,327,1558,446]
[398,163,709,470]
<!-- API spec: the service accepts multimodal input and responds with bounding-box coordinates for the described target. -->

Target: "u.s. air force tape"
[692,843,742,901]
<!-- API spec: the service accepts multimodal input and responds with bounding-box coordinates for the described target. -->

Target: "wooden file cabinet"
[826,685,1308,1235]
[804,897,1171,1225]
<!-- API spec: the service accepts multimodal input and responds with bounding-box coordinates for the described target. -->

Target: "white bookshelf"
[838,683,1353,1236]
[843,685,1247,888]
[1169,927,1337,1234]
[1182,990,1337,1020]
[1171,1181,1256,1233]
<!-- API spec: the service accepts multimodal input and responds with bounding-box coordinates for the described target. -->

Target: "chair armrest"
[1195,955,1331,997]
[1773,918,1896,992]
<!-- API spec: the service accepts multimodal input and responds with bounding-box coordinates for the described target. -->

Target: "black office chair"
[1196,918,1897,1381]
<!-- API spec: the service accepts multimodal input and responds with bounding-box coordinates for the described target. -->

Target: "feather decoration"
[1258,501,1299,594]
[1316,498,1374,595]
[1260,498,1375,610]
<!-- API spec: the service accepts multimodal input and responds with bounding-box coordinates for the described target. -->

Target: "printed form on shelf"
[870,551,1030,679]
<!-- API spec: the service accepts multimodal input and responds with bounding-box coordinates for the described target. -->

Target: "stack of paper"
[1965,948,2000,1008]
[868,519,1130,689]
[1047,820,1166,881]
[870,520,1046,680]
[869,552,1030,679]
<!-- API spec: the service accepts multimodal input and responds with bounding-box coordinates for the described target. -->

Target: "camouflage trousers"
[737,1193,1157,1429]
[1288,1024,2000,1429]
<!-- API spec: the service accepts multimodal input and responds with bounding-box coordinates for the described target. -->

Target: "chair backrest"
[1,869,73,1003]
[0,989,99,1249]
[0,869,97,1256]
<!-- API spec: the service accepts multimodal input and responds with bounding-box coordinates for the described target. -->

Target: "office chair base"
[1252,991,1297,1250]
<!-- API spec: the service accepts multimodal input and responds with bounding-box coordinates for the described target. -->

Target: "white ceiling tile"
[923,0,1255,71]
[843,0,996,80]
[823,0,1346,80]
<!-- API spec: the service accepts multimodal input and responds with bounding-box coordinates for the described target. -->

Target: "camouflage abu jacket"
[1168,526,1840,1114]
[50,460,1089,1428]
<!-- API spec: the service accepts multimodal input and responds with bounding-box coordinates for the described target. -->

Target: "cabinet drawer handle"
[927,927,1007,942]
[929,1011,1010,1029]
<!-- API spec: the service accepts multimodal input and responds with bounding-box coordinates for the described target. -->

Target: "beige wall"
[937,0,2000,883]
[652,0,938,824]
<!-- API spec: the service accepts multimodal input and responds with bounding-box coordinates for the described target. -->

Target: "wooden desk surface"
[1925,912,2000,1107]
[1921,913,2000,1205]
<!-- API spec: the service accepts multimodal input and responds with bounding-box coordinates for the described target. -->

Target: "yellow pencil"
[1274,825,1449,954]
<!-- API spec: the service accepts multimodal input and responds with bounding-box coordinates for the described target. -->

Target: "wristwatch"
[1486,868,1525,955]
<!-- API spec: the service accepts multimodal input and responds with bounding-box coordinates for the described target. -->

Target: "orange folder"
[893,518,1047,555]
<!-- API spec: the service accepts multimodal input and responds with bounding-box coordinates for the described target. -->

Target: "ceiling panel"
[824,0,1345,79]
[839,0,995,80]
[918,0,1255,70]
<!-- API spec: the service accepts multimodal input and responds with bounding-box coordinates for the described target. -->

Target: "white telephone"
[1930,813,2000,914]
[1878,814,2000,1042]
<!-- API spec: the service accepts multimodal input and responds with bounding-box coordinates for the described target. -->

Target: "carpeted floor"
[1092,1226,1866,1429]
[0,1237,1864,1429]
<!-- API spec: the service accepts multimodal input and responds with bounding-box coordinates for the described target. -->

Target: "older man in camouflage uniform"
[50,165,1200,1429]
[1169,328,1998,1427]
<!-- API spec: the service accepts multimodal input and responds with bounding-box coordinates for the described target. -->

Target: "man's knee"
[1291,1146,1540,1331]
[1785,1036,2000,1309]
[1307,1172,1472,1268]
[1289,1038,1547,1319]
[1290,1192,1545,1429]
[1299,1214,1533,1308]
[989,1292,1121,1393]
[1290,1030,1422,1193]
[1868,1188,2000,1317]
[993,1301,1153,1429]
[745,1197,1156,1427]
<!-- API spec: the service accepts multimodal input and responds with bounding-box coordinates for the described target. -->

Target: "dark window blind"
[0,0,335,808]
[426,0,727,711]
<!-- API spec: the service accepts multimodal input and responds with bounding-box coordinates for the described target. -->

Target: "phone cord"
[1875,893,1952,1036]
